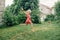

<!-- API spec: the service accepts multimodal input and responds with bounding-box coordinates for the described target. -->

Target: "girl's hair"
[26,9,32,13]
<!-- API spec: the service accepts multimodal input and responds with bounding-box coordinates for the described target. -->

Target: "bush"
[3,9,19,26]
[17,9,41,24]
[3,7,26,26]
[3,0,40,26]
[3,7,40,26]
[17,11,26,23]
[3,13,17,26]
[54,1,60,23]
[45,14,55,22]
[18,9,41,24]
[31,9,41,23]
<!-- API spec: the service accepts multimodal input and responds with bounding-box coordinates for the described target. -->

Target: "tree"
[54,1,60,22]
[14,0,39,10]
[3,0,40,26]
[13,0,40,23]
[11,0,39,14]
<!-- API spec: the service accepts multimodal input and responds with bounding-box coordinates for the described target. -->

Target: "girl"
[25,9,33,27]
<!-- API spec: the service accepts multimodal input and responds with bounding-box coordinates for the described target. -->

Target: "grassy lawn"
[0,22,60,40]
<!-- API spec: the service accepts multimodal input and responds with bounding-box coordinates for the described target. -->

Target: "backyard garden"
[0,0,60,40]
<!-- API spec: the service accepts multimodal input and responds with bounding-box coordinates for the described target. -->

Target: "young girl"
[25,9,32,26]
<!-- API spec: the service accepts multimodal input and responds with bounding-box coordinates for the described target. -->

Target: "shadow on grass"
[0,25,18,29]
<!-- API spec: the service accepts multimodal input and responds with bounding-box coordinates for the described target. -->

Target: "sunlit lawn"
[0,22,60,40]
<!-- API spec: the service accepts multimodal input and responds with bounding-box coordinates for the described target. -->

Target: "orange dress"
[25,13,32,24]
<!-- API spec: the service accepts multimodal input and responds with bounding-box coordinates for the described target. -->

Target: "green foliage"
[3,7,26,26]
[45,14,55,21]
[54,1,60,22]
[14,0,39,10]
[3,7,19,26]
[13,0,40,24]
[10,0,39,15]
[17,11,26,23]
[31,9,41,23]
[3,0,40,26]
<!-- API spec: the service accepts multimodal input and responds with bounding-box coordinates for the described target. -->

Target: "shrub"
[54,1,60,23]
[3,7,41,26]
[17,11,26,23]
[31,9,41,23]
[17,10,41,24]
[45,14,55,22]
[3,7,19,26]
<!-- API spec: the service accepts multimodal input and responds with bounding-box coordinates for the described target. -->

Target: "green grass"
[0,22,60,40]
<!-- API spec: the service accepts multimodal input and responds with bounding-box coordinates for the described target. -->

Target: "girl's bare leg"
[30,23,33,29]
